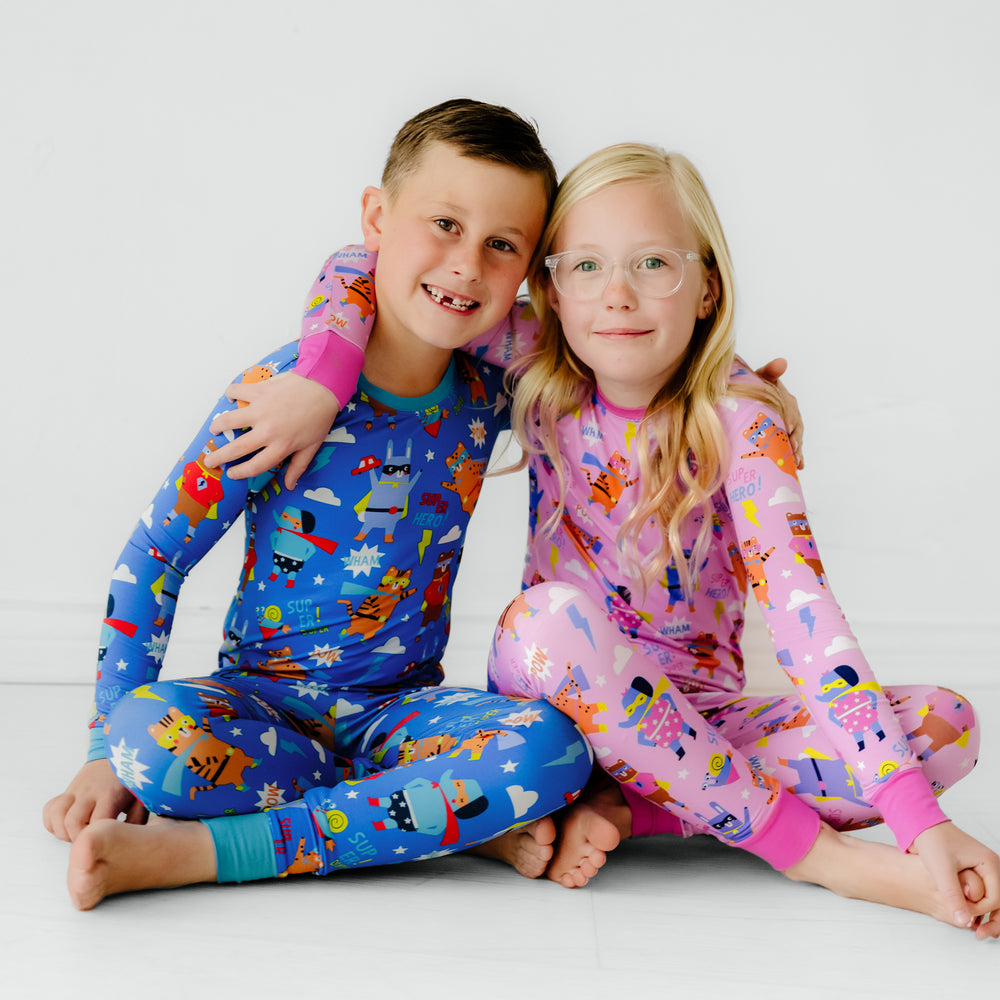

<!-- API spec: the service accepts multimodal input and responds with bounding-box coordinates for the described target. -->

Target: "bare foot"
[547,783,631,889]
[68,817,216,911]
[784,822,998,936]
[468,816,557,879]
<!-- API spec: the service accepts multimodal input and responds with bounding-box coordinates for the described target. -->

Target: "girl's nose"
[602,262,637,308]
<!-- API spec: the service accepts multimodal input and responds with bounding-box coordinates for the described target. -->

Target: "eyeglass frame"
[543,247,706,301]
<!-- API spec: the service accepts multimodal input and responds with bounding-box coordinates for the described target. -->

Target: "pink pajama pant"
[487,583,978,854]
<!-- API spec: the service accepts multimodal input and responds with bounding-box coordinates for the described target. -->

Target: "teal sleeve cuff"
[201,813,278,884]
[87,727,107,762]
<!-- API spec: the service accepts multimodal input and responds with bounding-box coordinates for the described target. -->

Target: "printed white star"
[116,659,129,672]
[313,573,325,585]
[346,789,359,799]
[425,450,435,461]
[230,727,243,736]
[501,760,518,773]
[393,846,408,855]
[313,771,322,780]
[803,654,813,663]
[291,680,328,701]
[595,675,607,686]
[782,570,792,578]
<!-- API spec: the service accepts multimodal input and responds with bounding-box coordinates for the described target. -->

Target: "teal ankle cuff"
[201,813,278,884]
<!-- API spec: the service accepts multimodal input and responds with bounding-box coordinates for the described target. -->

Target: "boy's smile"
[360,142,547,395]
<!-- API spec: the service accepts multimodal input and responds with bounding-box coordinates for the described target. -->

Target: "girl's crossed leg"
[488,582,982,912]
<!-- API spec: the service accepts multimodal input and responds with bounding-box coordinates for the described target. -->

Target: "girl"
[212,146,999,937]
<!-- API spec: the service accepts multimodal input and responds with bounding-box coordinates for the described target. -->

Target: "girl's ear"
[546,277,562,319]
[360,186,385,251]
[698,265,721,319]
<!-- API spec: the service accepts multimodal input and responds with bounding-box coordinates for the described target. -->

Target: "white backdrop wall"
[3,0,997,690]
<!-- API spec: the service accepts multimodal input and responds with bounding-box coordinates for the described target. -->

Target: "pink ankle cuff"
[620,782,685,838]
[740,786,821,870]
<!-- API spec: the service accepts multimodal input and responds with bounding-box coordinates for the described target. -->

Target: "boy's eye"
[434,218,457,233]
[487,238,516,253]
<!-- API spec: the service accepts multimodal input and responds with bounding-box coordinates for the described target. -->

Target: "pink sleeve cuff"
[295,331,364,407]
[740,786,821,870]
[867,767,948,851]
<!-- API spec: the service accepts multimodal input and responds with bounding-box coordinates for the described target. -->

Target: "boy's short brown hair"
[381,98,557,212]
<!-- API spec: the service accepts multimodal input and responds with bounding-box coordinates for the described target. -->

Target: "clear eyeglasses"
[544,247,705,301]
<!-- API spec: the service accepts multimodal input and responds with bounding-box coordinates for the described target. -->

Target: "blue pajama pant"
[104,671,592,881]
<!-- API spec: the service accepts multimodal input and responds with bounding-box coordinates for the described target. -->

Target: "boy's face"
[361,142,547,352]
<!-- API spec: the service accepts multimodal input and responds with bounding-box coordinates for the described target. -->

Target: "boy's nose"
[449,241,483,281]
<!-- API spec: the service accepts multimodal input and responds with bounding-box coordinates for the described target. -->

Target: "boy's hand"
[42,759,147,843]
[205,372,341,490]
[754,356,804,469]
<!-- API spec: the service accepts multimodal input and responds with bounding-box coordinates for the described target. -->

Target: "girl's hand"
[911,822,1000,940]
[43,759,147,843]
[205,373,340,490]
[753,357,804,469]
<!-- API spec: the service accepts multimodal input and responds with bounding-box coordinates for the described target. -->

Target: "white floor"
[4,675,998,1000]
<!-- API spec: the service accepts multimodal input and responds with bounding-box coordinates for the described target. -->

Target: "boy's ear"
[360,186,385,251]
[698,266,721,319]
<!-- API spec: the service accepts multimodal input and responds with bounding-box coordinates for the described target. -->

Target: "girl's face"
[547,180,717,410]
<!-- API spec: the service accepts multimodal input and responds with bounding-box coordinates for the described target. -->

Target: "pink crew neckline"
[595,387,647,420]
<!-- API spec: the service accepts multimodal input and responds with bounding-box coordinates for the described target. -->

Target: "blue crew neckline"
[358,356,456,411]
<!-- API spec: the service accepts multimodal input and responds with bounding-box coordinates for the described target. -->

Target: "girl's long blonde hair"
[508,143,782,598]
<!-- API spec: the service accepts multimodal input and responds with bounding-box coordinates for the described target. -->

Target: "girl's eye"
[639,256,668,271]
[573,258,601,273]
[487,238,516,253]
[434,218,457,233]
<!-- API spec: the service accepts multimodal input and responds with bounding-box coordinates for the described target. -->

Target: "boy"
[43,99,595,909]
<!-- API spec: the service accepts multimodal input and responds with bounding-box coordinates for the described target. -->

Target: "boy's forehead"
[399,142,548,234]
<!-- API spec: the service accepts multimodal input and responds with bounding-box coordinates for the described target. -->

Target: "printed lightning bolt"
[742,499,760,527]
[417,529,432,563]
[798,606,816,638]
[624,420,637,452]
